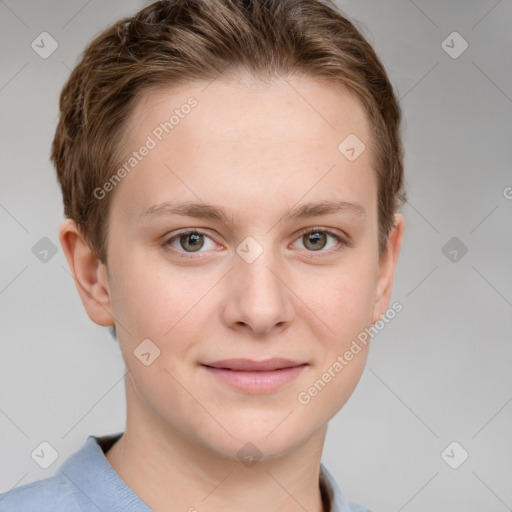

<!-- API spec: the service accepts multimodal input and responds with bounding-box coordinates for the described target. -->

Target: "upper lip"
[201,358,307,371]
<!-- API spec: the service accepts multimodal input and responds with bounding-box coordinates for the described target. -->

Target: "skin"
[60,74,404,512]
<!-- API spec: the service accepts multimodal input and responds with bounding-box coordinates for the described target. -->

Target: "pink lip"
[203,358,304,371]
[200,358,308,393]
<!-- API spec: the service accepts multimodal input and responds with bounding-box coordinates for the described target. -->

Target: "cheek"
[303,262,377,337]
[295,274,373,420]
[298,347,369,426]
[108,249,216,338]
[305,263,375,408]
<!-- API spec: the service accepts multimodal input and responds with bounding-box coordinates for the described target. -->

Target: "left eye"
[291,229,343,252]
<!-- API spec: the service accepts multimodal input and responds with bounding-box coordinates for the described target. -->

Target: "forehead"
[130,75,370,145]
[112,75,376,226]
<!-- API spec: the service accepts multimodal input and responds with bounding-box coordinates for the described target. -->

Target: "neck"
[105,372,329,512]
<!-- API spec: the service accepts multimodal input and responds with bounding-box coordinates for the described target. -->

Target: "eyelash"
[163,227,348,259]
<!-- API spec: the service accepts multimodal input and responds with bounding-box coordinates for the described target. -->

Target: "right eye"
[164,230,219,256]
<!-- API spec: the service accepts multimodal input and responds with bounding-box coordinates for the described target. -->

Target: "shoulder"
[320,463,374,512]
[344,503,374,512]
[0,473,81,512]
[337,496,375,512]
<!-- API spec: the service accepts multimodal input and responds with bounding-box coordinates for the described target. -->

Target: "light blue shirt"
[0,432,372,512]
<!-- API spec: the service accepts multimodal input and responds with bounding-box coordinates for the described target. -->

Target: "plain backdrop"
[1,1,511,510]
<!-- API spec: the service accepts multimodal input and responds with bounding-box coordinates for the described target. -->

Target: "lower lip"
[201,364,308,393]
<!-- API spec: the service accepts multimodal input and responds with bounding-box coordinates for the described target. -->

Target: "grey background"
[1,0,511,510]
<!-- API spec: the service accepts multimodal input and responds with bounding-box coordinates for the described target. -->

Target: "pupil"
[182,233,204,252]
[305,232,326,251]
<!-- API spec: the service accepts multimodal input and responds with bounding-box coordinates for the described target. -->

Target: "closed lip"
[201,358,307,371]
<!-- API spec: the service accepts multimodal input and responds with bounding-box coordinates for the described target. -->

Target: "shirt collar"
[57,432,151,512]
[57,432,363,512]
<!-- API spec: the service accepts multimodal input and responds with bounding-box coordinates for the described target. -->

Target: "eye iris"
[304,232,326,251]
[180,233,204,252]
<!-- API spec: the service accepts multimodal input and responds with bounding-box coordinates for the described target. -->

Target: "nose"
[220,245,295,338]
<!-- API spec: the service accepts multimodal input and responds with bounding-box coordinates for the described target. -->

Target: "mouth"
[200,358,308,393]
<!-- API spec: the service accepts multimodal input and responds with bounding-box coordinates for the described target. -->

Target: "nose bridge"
[224,235,293,334]
[239,246,280,294]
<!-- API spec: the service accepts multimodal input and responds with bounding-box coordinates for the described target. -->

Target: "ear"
[371,213,405,324]
[59,219,114,327]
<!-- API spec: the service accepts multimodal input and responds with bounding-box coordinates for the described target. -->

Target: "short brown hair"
[51,0,406,264]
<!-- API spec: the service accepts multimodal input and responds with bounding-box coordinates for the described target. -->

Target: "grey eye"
[291,229,343,253]
[302,231,327,251]
[178,233,205,252]
[166,231,216,253]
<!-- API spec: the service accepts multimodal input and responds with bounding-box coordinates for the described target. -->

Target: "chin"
[195,416,316,462]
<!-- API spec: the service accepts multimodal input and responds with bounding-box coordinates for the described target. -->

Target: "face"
[75,75,403,460]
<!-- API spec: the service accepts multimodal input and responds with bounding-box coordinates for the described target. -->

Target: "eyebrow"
[137,199,366,225]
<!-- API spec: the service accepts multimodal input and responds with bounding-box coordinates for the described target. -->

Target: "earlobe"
[371,213,405,324]
[59,219,115,327]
